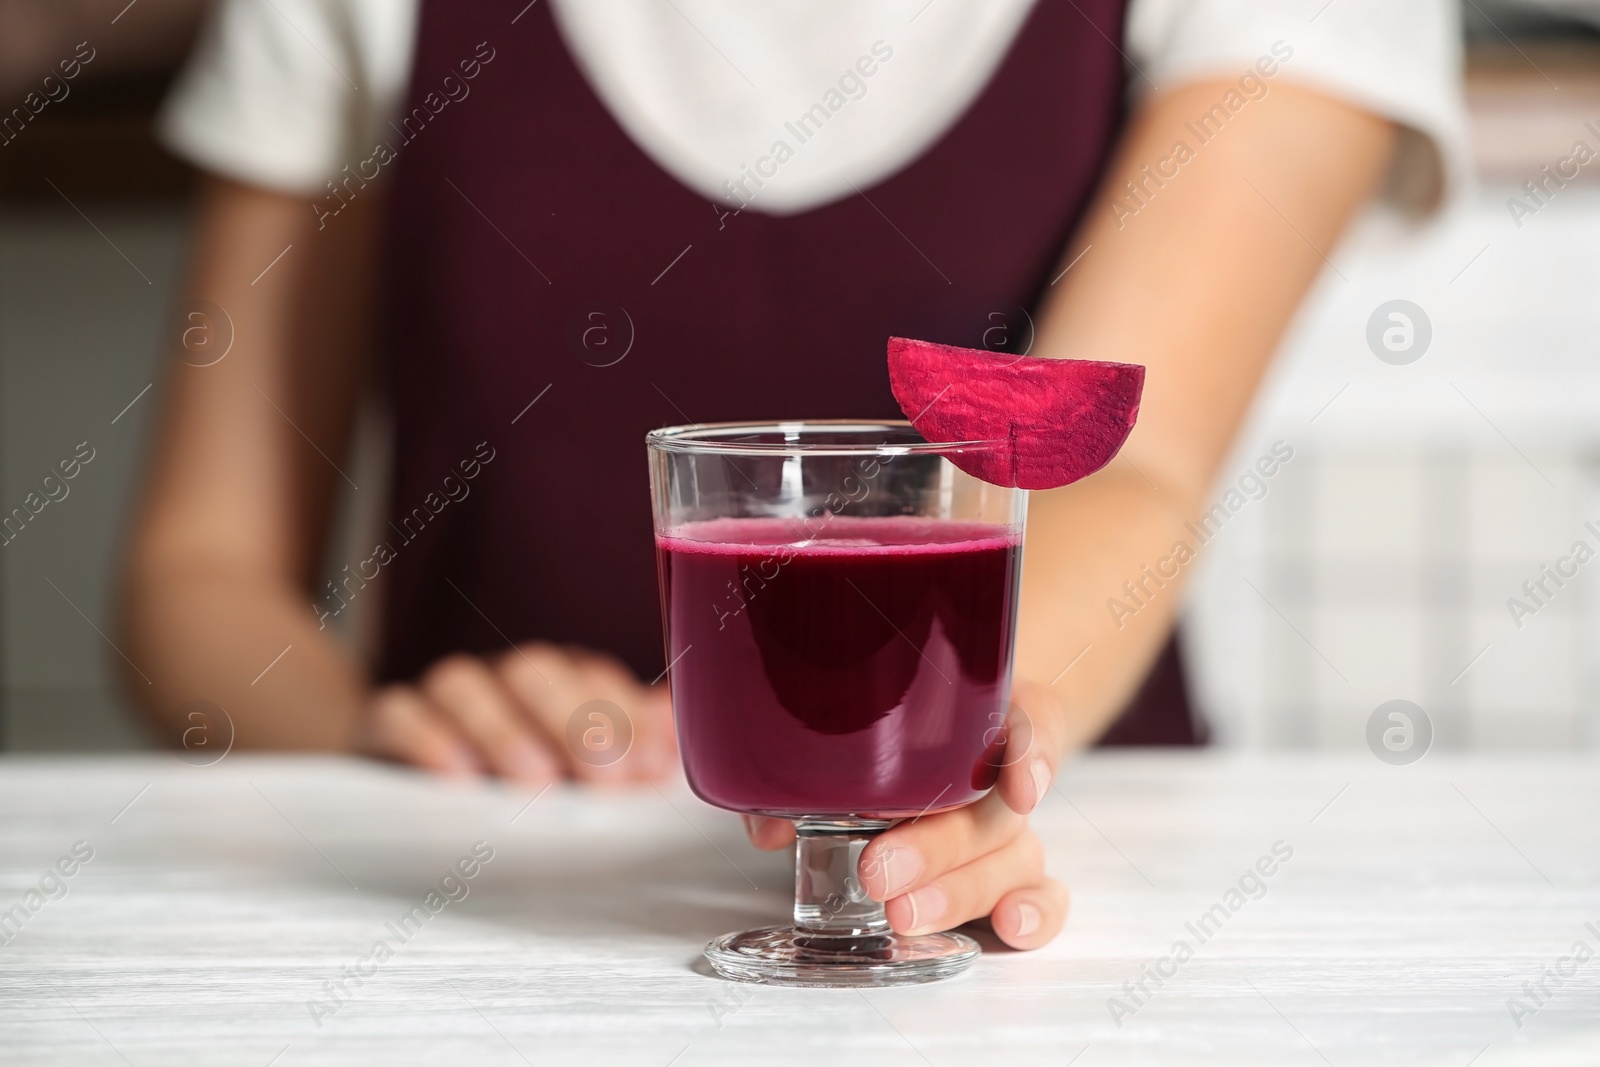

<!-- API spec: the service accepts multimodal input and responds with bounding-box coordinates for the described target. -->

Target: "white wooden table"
[1,752,1597,1066]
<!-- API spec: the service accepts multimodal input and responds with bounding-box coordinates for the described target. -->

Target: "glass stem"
[792,819,892,938]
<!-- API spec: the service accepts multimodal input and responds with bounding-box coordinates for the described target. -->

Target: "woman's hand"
[359,642,677,787]
[743,678,1071,949]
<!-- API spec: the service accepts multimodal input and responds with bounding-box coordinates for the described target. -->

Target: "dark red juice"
[657,516,1022,818]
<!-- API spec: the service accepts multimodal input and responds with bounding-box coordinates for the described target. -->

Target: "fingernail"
[1029,758,1052,812]
[1015,900,1041,938]
[753,816,788,847]
[902,884,947,934]
[875,846,925,898]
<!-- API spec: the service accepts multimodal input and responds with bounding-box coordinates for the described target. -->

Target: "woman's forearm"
[1016,78,1396,741]
[123,564,365,749]
[118,176,381,749]
[1014,471,1197,749]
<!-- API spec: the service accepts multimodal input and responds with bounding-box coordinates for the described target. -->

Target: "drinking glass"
[647,420,1027,987]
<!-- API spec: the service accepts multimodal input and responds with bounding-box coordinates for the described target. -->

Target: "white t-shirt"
[159,0,1469,216]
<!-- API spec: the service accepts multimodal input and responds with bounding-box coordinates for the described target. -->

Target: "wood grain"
[1,752,1597,1065]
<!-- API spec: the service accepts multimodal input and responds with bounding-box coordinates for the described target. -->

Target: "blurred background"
[0,0,1596,752]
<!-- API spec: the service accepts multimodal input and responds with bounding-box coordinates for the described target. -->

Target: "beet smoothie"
[657,515,1021,818]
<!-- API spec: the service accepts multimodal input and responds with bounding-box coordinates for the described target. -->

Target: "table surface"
[1,751,1598,1066]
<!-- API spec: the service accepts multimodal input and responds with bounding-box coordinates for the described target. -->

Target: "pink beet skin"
[887,337,1145,490]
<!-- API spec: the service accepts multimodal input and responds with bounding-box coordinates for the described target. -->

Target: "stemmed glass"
[648,421,1027,987]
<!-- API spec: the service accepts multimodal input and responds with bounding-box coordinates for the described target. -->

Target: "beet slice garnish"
[887,337,1145,490]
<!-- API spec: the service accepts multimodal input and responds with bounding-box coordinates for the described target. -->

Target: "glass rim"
[645,419,1003,458]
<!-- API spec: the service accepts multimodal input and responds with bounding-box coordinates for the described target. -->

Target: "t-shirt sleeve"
[157,0,367,194]
[1126,0,1472,213]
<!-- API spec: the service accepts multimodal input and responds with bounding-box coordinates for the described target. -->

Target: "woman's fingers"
[989,878,1072,949]
[362,684,484,777]
[730,679,1071,950]
[419,654,562,785]
[852,785,1068,950]
[496,644,613,782]
[858,790,1025,901]
[563,645,679,779]
[995,679,1069,816]
[363,643,679,788]
[620,687,678,780]
[882,831,1060,939]
[743,815,796,850]
[496,643,672,784]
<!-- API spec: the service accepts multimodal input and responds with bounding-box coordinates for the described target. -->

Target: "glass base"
[704,924,980,987]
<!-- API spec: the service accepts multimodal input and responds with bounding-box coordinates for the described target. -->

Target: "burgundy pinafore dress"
[377,0,1202,745]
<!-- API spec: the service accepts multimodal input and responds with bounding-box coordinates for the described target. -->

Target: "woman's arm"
[120,176,376,749]
[749,78,1398,950]
[1016,77,1397,748]
[120,176,678,781]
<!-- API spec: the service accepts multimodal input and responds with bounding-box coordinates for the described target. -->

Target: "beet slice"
[887,337,1144,490]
